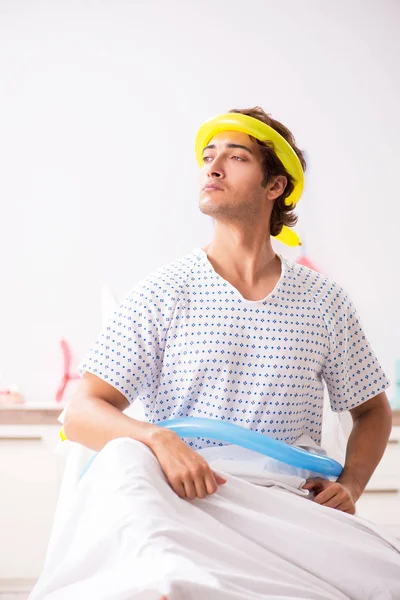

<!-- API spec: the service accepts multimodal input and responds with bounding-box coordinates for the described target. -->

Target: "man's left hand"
[302,477,357,514]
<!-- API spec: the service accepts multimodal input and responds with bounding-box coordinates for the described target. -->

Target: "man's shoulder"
[129,249,200,302]
[282,256,348,305]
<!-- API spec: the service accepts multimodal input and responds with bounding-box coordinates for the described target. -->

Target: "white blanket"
[30,438,400,600]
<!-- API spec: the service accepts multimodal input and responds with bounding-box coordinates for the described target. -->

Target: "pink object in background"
[55,339,80,403]
[0,388,25,405]
[296,255,322,272]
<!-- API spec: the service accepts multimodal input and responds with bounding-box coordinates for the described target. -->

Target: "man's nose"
[206,156,224,178]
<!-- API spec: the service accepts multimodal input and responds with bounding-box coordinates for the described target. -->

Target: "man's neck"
[201,240,279,288]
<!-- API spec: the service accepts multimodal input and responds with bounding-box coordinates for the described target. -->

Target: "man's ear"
[266,175,288,201]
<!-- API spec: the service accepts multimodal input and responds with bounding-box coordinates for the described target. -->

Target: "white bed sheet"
[30,437,400,600]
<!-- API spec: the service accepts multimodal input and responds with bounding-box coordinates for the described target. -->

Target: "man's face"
[199,130,266,223]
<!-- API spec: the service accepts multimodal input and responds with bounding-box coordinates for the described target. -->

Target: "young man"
[65,106,392,515]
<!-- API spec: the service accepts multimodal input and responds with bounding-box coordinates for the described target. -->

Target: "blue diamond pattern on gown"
[77,248,390,450]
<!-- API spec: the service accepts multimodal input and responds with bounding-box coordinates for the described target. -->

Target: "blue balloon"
[80,417,343,479]
[158,417,343,478]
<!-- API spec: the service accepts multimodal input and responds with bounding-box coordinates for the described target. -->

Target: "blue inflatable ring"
[158,417,343,478]
[80,417,343,479]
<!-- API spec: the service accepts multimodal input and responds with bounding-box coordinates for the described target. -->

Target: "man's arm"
[303,392,392,513]
[337,391,392,499]
[64,372,226,499]
[64,372,159,451]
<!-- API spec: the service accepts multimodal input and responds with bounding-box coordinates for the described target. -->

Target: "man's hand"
[302,477,357,514]
[148,428,227,499]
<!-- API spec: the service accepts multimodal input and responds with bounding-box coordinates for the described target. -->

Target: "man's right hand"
[148,428,227,499]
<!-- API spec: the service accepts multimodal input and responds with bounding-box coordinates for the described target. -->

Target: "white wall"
[0,0,399,404]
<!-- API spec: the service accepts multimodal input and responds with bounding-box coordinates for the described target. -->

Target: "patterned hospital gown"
[77,248,390,450]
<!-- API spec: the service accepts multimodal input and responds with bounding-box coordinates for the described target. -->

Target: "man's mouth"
[203,183,223,191]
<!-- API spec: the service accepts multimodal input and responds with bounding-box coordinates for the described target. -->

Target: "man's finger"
[204,472,218,495]
[183,478,197,500]
[313,486,339,505]
[319,494,343,509]
[337,501,356,514]
[171,479,186,499]
[193,476,208,499]
[344,505,356,515]
[303,477,328,492]
[213,471,227,485]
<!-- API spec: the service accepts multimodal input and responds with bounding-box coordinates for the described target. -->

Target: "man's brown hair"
[229,106,306,238]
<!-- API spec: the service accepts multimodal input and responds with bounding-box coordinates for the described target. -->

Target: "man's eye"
[202,155,245,163]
